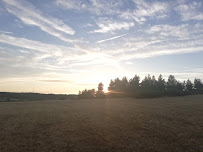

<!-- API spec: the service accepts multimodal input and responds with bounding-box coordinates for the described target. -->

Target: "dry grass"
[0,95,203,152]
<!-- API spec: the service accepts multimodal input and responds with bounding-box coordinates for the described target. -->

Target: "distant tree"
[114,78,121,91]
[138,75,164,98]
[109,77,127,92]
[141,75,159,89]
[182,80,186,90]
[141,74,152,88]
[97,82,104,93]
[96,83,105,98]
[177,81,184,92]
[129,75,140,93]
[120,77,129,92]
[79,89,95,99]
[186,79,193,91]
[166,75,183,96]
[194,78,202,90]
[108,79,115,91]
[157,74,166,91]
[167,75,177,86]
[91,89,95,94]
[152,75,159,89]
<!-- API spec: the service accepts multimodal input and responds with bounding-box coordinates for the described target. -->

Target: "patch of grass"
[0,95,203,152]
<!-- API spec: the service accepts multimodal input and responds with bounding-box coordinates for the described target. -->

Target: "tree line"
[79,74,203,99]
[0,92,73,102]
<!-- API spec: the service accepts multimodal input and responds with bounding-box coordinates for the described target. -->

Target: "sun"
[102,81,109,93]
[103,87,109,93]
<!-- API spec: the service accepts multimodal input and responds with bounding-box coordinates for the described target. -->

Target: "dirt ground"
[0,95,203,152]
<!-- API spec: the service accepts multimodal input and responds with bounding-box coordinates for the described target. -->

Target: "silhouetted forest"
[79,74,203,99]
[1,74,202,101]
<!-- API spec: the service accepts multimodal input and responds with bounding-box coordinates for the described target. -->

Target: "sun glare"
[104,87,109,93]
[102,80,110,93]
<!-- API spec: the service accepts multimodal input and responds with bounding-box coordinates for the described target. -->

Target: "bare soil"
[0,95,203,152]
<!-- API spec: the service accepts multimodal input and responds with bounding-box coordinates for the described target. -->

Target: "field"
[0,95,203,152]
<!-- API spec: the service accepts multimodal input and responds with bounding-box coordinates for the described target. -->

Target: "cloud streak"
[0,34,70,56]
[120,0,168,23]
[2,0,75,43]
[175,1,203,21]
[97,33,129,43]
[39,80,72,83]
[0,31,13,34]
[0,34,118,68]
[93,20,134,33]
[147,24,189,38]
[56,0,123,15]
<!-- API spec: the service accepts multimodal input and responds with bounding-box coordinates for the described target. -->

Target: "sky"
[0,0,203,94]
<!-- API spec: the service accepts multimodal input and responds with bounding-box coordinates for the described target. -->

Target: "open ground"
[0,95,203,152]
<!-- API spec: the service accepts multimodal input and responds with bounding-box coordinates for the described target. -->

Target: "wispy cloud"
[161,72,203,81]
[0,31,13,34]
[97,33,129,43]
[0,34,119,69]
[0,34,65,56]
[146,23,203,41]
[97,21,203,60]
[39,80,72,83]
[175,1,203,21]
[105,37,162,55]
[56,0,123,15]
[147,24,189,38]
[120,0,168,23]
[93,19,134,33]
[0,34,86,58]
[119,45,203,60]
[76,83,97,86]
[2,0,75,43]
[88,0,123,15]
[56,0,84,10]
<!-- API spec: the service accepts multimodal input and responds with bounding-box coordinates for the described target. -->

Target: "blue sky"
[0,0,203,94]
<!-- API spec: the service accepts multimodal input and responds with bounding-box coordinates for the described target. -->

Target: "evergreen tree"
[108,79,115,91]
[167,75,177,86]
[194,78,202,90]
[186,79,193,91]
[114,78,121,91]
[97,82,104,93]
[167,75,183,96]
[141,74,152,88]
[129,75,140,93]
[120,77,129,92]
[96,83,105,98]
[157,74,166,91]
